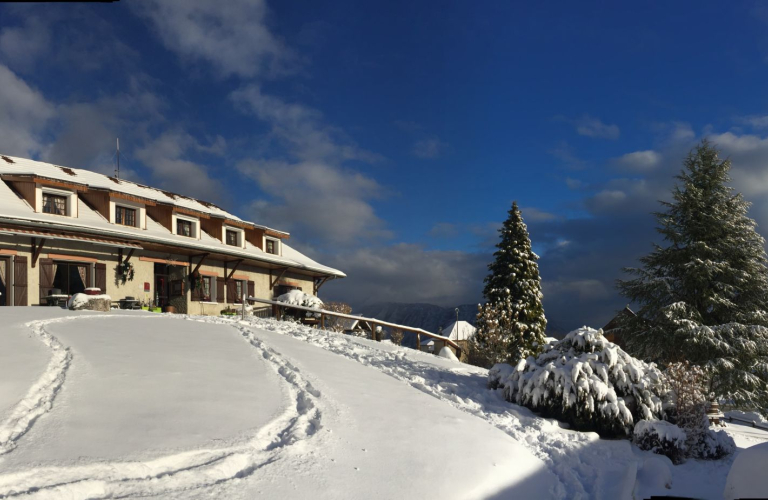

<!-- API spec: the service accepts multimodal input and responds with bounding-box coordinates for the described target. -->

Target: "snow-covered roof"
[441,321,476,341]
[0,154,284,235]
[0,155,344,278]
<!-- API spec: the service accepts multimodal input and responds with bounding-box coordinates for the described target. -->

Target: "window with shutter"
[13,256,27,306]
[216,277,225,303]
[95,263,106,293]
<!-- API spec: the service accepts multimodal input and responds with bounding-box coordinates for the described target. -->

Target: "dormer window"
[115,206,136,227]
[42,193,67,215]
[226,229,238,246]
[177,219,193,237]
[265,238,278,255]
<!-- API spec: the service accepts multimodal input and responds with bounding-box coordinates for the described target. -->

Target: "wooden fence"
[246,296,462,356]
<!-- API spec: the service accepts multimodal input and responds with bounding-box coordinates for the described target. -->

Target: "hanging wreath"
[117,261,135,285]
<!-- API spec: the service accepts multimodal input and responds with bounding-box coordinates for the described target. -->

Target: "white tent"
[441,321,476,341]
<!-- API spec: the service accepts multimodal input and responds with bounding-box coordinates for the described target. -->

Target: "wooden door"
[95,263,106,293]
[39,258,54,305]
[13,256,27,306]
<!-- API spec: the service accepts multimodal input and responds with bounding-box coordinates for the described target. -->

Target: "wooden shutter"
[95,263,107,293]
[39,258,54,305]
[216,277,225,303]
[226,279,236,303]
[247,280,254,300]
[13,256,27,306]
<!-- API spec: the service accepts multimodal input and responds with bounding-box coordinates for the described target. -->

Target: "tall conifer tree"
[472,202,547,366]
[618,141,768,412]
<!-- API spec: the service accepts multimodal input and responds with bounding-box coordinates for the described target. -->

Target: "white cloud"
[238,159,390,246]
[412,137,446,159]
[131,0,298,79]
[520,207,560,222]
[0,64,54,158]
[0,17,50,72]
[135,130,226,203]
[612,150,662,172]
[231,85,388,246]
[318,244,488,307]
[738,115,768,129]
[574,115,620,140]
[231,85,380,164]
[549,141,588,169]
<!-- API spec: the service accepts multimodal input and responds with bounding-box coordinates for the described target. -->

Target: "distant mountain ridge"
[358,302,477,334]
[356,301,569,343]
[357,302,477,348]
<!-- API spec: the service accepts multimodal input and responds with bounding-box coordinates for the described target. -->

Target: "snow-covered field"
[0,308,766,499]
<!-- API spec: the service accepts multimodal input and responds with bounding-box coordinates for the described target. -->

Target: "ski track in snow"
[0,318,74,456]
[0,315,326,499]
[239,317,643,500]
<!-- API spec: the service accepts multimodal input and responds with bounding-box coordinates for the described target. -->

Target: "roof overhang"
[0,226,143,249]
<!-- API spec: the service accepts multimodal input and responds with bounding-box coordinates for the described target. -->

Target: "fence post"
[321,313,325,330]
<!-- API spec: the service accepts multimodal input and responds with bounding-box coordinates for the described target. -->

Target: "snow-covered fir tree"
[618,141,768,413]
[471,202,547,366]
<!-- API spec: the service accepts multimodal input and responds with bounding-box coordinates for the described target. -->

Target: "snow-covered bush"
[489,327,671,436]
[633,420,687,464]
[276,290,323,309]
[276,290,323,318]
[693,426,734,460]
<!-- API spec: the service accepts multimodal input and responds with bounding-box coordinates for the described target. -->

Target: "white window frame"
[109,198,146,229]
[223,226,245,248]
[264,236,281,256]
[173,213,200,239]
[38,187,77,217]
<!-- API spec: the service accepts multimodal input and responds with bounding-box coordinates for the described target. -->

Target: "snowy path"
[2,316,285,467]
[240,318,639,499]
[0,311,558,499]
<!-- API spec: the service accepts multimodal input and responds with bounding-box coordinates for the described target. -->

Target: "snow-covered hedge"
[489,327,670,436]
[633,420,687,464]
[633,416,735,463]
[275,290,323,309]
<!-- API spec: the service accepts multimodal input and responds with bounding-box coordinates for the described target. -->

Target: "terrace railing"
[246,296,462,356]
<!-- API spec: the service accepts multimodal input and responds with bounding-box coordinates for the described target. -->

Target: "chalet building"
[602,305,635,348]
[0,154,344,313]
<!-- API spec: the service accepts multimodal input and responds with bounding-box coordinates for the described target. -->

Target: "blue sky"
[3,1,768,332]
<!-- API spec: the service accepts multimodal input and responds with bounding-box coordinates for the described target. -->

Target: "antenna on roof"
[115,138,120,180]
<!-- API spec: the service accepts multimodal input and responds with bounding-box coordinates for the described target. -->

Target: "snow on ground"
[1,308,766,499]
[0,309,558,499]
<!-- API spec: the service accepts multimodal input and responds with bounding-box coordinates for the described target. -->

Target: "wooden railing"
[724,415,768,431]
[246,296,462,353]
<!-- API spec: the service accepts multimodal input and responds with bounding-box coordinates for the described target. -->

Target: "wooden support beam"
[321,314,325,330]
[314,276,331,295]
[226,259,243,280]
[31,237,45,268]
[123,248,135,264]
[190,253,210,275]
[270,267,289,290]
